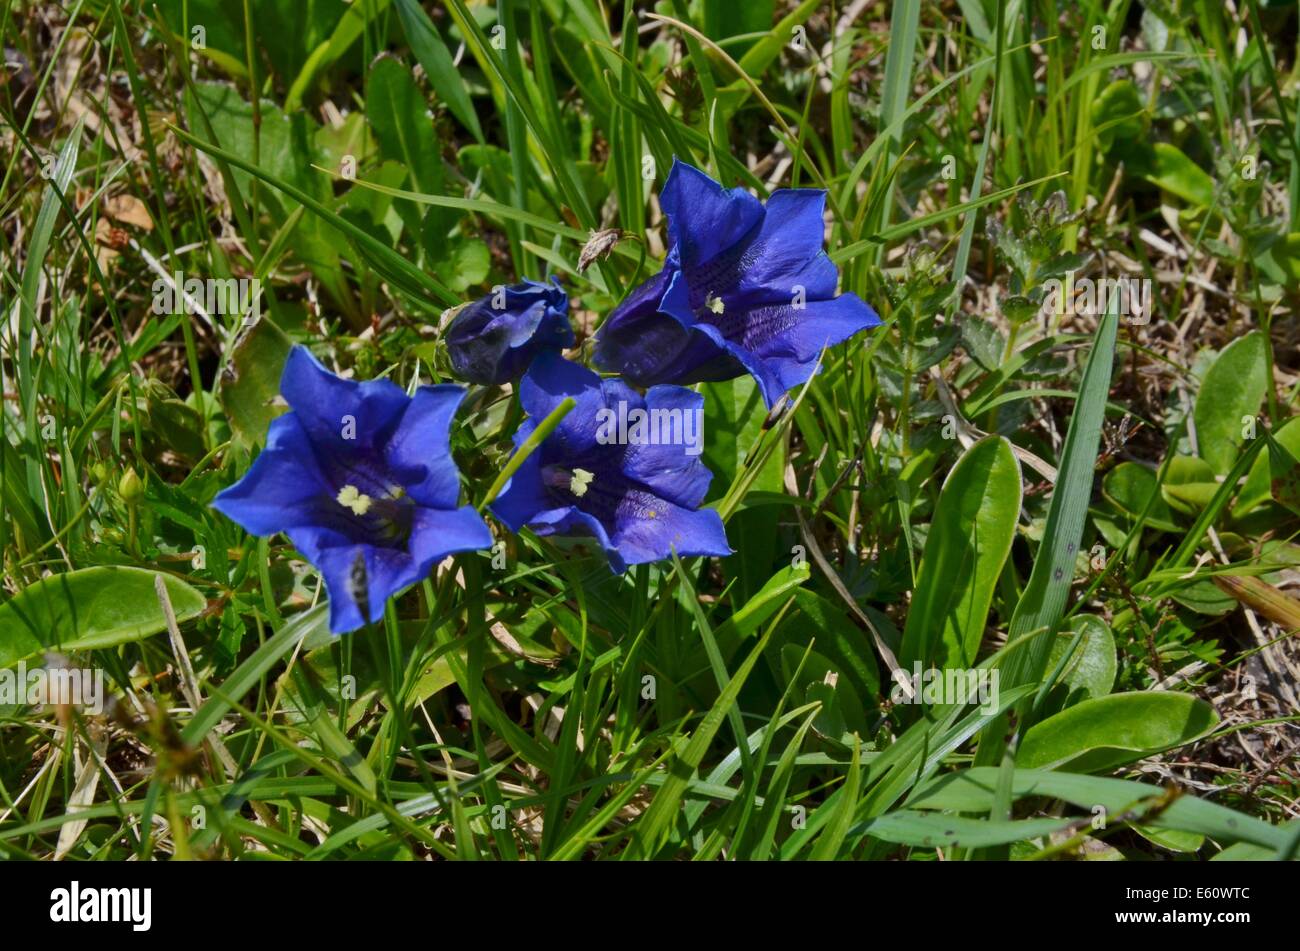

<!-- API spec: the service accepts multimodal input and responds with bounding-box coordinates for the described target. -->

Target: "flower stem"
[477,397,576,510]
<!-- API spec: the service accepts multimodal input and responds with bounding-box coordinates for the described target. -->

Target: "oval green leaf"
[1102,461,1179,531]
[1044,614,1116,705]
[1234,416,1300,518]
[1018,691,1219,773]
[0,567,207,668]
[1160,454,1219,514]
[1193,331,1269,475]
[901,436,1022,668]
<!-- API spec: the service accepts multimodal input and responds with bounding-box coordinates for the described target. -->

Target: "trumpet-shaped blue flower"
[490,353,731,573]
[212,346,492,633]
[594,159,881,407]
[446,277,574,385]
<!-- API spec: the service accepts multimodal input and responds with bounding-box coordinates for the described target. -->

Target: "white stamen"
[337,484,373,516]
[570,468,595,498]
[706,292,725,314]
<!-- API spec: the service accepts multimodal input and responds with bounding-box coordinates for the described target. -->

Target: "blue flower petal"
[611,493,732,565]
[446,277,573,384]
[310,542,415,633]
[519,353,608,457]
[213,346,492,635]
[594,269,741,387]
[661,159,763,269]
[211,414,332,536]
[310,545,371,633]
[496,348,731,575]
[409,504,494,567]
[619,385,713,508]
[592,162,882,405]
[679,316,788,407]
[731,189,838,304]
[527,505,625,573]
[305,505,490,635]
[744,292,882,395]
[385,384,467,509]
[280,346,409,453]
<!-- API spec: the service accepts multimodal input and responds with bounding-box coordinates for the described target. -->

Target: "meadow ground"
[1,0,1298,863]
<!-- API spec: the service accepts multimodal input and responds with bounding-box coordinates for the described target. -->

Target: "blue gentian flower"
[212,347,493,633]
[446,277,574,385]
[594,159,881,407]
[490,353,731,573]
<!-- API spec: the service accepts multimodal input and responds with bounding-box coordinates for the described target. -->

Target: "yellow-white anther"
[337,484,374,516]
[570,468,595,498]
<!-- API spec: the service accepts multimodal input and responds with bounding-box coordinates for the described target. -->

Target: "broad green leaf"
[1161,453,1219,513]
[285,0,393,112]
[1133,825,1205,853]
[1144,143,1216,208]
[219,317,291,448]
[367,57,443,197]
[980,307,1119,762]
[1018,691,1218,772]
[1263,431,1300,517]
[1194,331,1268,474]
[188,83,353,315]
[1161,439,1269,574]
[701,374,783,498]
[1102,462,1179,531]
[1170,577,1237,616]
[1211,841,1282,861]
[913,767,1284,850]
[157,0,346,86]
[428,237,490,294]
[780,643,869,738]
[709,562,809,646]
[731,0,820,83]
[189,82,331,206]
[0,567,206,668]
[855,810,1076,850]
[706,0,773,45]
[1269,232,1300,284]
[1234,417,1300,517]
[901,436,1021,668]
[1044,614,1116,705]
[1090,79,1146,150]
[146,386,207,459]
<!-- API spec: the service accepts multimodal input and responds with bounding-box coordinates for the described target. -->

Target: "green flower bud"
[119,467,145,504]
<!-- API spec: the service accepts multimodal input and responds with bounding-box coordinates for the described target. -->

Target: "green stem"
[478,397,576,509]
